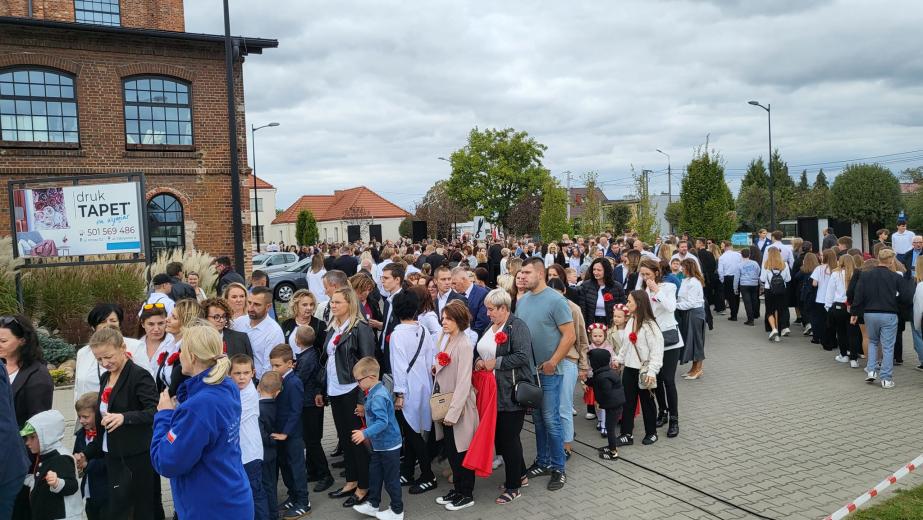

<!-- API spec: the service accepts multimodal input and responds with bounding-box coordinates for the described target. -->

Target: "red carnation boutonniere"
[628,332,638,344]
[603,292,614,302]
[101,387,112,404]
[494,331,509,345]
[167,351,181,366]
[157,352,168,366]
[223,340,228,354]
[333,334,342,346]
[385,334,391,343]
[436,351,451,367]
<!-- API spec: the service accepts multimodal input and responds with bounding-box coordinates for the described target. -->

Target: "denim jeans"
[532,373,565,472]
[368,448,403,514]
[865,312,898,381]
[911,319,923,365]
[245,459,268,520]
[558,359,578,444]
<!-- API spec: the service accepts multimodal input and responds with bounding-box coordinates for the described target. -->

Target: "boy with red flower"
[73,392,108,519]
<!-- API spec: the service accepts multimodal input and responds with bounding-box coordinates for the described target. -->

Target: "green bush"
[49,368,73,386]
[38,332,77,365]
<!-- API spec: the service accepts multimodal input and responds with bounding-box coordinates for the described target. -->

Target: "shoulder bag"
[511,325,543,408]
[430,333,454,421]
[631,324,658,390]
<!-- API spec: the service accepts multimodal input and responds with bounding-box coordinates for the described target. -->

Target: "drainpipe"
[28,0,33,17]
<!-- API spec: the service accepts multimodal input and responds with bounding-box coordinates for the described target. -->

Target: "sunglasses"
[0,316,21,327]
[143,303,166,310]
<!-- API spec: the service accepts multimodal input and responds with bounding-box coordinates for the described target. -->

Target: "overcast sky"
[185,0,923,213]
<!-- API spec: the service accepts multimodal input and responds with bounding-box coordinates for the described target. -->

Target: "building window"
[75,0,121,26]
[0,69,79,144]
[251,198,263,213]
[147,193,185,256]
[123,76,192,147]
[251,225,264,244]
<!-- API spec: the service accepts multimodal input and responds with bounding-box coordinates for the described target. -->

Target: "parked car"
[253,252,299,274]
[267,257,312,302]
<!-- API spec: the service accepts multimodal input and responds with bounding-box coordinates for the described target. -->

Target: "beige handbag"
[430,382,453,422]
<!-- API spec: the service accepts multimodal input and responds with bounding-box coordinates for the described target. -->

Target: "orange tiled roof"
[250,176,275,189]
[272,186,411,224]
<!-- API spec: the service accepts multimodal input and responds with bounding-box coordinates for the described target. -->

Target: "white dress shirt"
[892,230,916,255]
[239,383,263,464]
[824,270,849,309]
[325,319,358,397]
[810,266,832,304]
[718,250,743,279]
[676,278,705,311]
[233,315,285,379]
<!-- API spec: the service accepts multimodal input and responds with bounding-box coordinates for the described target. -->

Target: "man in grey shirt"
[514,258,575,491]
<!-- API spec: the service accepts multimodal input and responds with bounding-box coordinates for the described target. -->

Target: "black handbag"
[511,326,543,408]
[662,327,680,346]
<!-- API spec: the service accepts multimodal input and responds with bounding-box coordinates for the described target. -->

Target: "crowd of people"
[0,222,919,520]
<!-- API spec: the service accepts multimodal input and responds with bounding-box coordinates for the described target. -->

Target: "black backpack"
[769,269,787,296]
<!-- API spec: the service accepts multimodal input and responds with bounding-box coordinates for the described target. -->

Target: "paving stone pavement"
[54,310,923,519]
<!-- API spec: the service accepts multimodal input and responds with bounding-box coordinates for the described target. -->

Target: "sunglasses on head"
[0,316,20,327]
[143,303,166,310]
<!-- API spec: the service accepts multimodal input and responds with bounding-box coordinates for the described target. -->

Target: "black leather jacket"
[319,320,376,401]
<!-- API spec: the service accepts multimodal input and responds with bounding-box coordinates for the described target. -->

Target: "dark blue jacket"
[275,370,304,438]
[465,284,490,337]
[151,372,253,519]
[295,347,325,404]
[73,428,108,502]
[363,383,402,451]
[258,398,277,463]
[0,359,28,486]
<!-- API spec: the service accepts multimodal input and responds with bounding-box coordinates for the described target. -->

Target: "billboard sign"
[12,181,144,258]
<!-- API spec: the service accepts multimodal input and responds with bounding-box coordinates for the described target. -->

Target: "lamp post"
[749,100,775,230]
[223,0,245,274]
[250,122,280,253]
[656,149,672,203]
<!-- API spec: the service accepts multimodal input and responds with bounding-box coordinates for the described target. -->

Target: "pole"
[565,171,572,221]
[251,124,260,253]
[224,0,245,275]
[767,104,775,231]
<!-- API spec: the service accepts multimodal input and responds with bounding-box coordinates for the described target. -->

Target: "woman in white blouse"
[825,254,857,366]
[638,258,683,438]
[409,284,441,340]
[809,249,838,346]
[74,303,149,402]
[305,253,329,305]
[677,259,706,383]
[137,304,174,376]
[545,243,559,268]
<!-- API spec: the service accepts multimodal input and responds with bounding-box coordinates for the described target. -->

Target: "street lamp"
[251,122,280,253]
[437,156,449,162]
[749,100,775,230]
[656,149,672,203]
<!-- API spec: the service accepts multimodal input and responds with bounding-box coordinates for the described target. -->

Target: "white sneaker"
[769,330,778,340]
[354,502,380,517]
[781,328,791,337]
[376,509,405,520]
[572,407,577,416]
[881,380,895,389]
[492,455,504,469]
[802,324,812,335]
[850,360,860,368]
[865,370,877,382]
[773,335,781,342]
[585,412,596,420]
[835,355,849,363]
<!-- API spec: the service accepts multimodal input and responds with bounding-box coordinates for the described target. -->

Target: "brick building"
[0,0,277,260]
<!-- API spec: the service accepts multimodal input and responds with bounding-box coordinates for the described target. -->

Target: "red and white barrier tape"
[825,453,923,520]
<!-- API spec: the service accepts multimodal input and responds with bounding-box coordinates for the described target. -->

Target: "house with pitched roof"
[249,176,277,248]
[271,186,412,244]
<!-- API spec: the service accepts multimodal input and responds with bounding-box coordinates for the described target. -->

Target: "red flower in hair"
[101,387,112,404]
[157,352,168,366]
[436,351,451,367]
[603,292,614,302]
[167,351,180,366]
[333,334,342,346]
[494,331,509,345]
[628,332,638,344]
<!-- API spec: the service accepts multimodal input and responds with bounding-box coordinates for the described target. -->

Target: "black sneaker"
[916,363,923,370]
[525,463,551,478]
[436,490,461,505]
[277,500,294,513]
[409,479,437,495]
[282,504,311,519]
[614,434,633,447]
[547,471,566,491]
[313,475,334,493]
[642,434,658,445]
[445,495,475,511]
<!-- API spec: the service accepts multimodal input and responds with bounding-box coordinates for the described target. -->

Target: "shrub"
[38,331,77,365]
[146,248,218,296]
[49,368,73,386]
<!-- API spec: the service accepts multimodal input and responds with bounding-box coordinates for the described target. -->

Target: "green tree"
[415,180,471,239]
[798,170,810,191]
[680,148,737,239]
[295,209,318,246]
[579,172,604,235]
[398,217,413,238]
[814,169,829,189]
[445,127,550,229]
[539,178,569,242]
[507,193,541,236]
[606,203,633,234]
[830,163,901,223]
[664,200,682,232]
[740,158,768,190]
[905,189,923,231]
[630,170,659,243]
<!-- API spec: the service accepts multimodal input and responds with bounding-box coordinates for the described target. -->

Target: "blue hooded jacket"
[151,371,253,519]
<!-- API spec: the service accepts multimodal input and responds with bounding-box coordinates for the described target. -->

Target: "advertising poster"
[12,181,143,258]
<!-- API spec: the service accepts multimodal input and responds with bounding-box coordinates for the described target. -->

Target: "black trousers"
[620,367,657,438]
[740,285,759,322]
[443,425,475,498]
[397,411,434,482]
[896,320,906,363]
[105,452,160,520]
[655,348,681,417]
[829,304,858,359]
[710,278,725,312]
[301,405,331,480]
[723,276,740,318]
[604,406,623,449]
[495,410,525,491]
[765,293,790,331]
[330,390,370,489]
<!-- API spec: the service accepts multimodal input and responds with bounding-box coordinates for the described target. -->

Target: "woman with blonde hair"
[796,252,820,336]
[825,254,858,366]
[306,253,328,304]
[657,243,675,265]
[760,247,791,342]
[151,324,253,519]
[158,299,205,396]
[677,259,706,381]
[223,282,248,321]
[544,243,559,268]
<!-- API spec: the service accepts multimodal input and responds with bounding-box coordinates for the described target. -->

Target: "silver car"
[252,252,299,274]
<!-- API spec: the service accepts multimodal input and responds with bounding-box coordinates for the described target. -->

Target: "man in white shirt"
[892,220,915,263]
[717,241,743,321]
[633,239,659,261]
[234,286,284,379]
[140,273,175,317]
[762,230,794,269]
[671,241,701,269]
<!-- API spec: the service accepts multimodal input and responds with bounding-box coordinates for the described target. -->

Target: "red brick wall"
[0,0,185,32]
[0,24,254,262]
